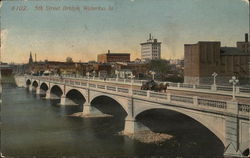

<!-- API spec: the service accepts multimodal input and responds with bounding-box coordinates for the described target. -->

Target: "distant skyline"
[1,0,249,63]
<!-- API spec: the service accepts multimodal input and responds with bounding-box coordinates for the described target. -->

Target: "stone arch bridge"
[23,76,249,157]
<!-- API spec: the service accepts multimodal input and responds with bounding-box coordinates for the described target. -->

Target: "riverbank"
[1,75,15,84]
[119,130,173,145]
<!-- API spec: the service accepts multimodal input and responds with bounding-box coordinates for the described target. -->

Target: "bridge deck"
[26,76,250,105]
[76,79,250,104]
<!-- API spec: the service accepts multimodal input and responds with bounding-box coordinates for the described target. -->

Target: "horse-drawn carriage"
[141,80,169,92]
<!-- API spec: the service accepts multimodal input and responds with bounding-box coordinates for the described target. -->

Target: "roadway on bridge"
[70,79,250,104]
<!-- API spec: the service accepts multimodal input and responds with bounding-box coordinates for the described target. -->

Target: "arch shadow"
[50,85,63,97]
[65,89,86,110]
[26,79,31,86]
[90,95,128,118]
[32,81,39,88]
[135,108,224,156]
[40,83,49,91]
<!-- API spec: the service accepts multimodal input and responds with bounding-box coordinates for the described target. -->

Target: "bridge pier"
[224,101,243,157]
[29,86,33,92]
[36,88,40,95]
[45,91,50,99]
[82,102,91,115]
[82,102,106,117]
[60,95,67,105]
[123,117,150,134]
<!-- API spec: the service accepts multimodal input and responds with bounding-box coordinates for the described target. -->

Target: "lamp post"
[129,73,135,95]
[229,76,239,100]
[93,71,96,80]
[212,72,218,85]
[150,71,156,81]
[115,70,119,81]
[86,72,90,88]
[211,72,218,91]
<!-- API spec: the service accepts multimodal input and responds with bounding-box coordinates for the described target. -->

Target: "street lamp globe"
[229,76,239,100]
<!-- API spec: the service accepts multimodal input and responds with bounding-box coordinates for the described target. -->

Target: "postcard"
[0,0,249,157]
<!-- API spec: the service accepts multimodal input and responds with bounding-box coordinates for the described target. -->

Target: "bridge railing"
[197,98,227,109]
[238,104,250,116]
[28,76,250,117]
[29,75,250,96]
[170,95,194,104]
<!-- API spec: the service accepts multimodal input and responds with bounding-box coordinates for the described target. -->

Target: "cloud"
[241,0,249,4]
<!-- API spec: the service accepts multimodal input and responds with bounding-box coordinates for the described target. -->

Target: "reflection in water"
[2,84,224,157]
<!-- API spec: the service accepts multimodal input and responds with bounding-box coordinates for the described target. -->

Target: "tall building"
[140,34,161,61]
[97,50,130,63]
[29,52,33,64]
[184,34,250,85]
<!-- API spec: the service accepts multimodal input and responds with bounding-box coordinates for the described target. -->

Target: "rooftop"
[220,47,250,56]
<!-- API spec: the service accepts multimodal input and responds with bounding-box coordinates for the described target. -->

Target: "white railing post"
[211,84,217,91]
[226,101,238,115]
[147,90,150,98]
[177,83,180,88]
[236,87,240,94]
[167,92,171,102]
[130,89,133,95]
[193,96,198,106]
[193,85,196,89]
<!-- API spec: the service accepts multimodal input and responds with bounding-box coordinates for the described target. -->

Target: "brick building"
[0,64,13,76]
[184,34,250,85]
[97,50,130,63]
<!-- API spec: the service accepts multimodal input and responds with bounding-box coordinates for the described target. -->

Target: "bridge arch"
[32,80,39,88]
[90,93,129,115]
[134,105,226,147]
[50,85,64,97]
[40,82,49,91]
[90,94,128,117]
[65,89,86,107]
[26,79,31,86]
[242,148,249,156]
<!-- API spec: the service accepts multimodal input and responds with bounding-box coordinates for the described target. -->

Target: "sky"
[0,0,249,63]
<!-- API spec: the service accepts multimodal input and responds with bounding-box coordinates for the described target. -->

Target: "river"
[1,83,224,157]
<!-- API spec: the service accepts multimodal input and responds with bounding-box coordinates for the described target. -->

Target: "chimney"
[108,50,110,54]
[149,33,151,40]
[245,33,248,42]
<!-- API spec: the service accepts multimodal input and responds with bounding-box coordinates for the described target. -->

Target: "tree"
[148,59,171,81]
[66,57,73,63]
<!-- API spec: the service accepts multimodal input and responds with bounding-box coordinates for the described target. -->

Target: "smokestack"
[248,0,250,53]
[35,53,37,62]
[245,33,248,42]
[149,33,151,40]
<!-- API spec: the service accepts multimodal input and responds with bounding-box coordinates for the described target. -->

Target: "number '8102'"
[11,6,27,11]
